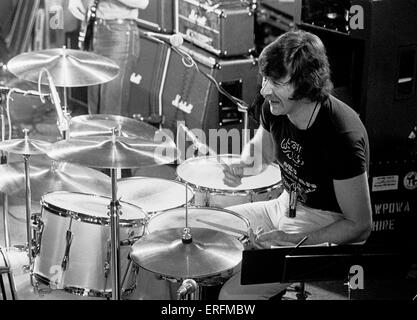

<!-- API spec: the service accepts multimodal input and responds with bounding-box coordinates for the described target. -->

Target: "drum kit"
[0,47,282,301]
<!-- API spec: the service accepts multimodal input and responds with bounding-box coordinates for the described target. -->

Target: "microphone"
[178,122,210,155]
[177,279,198,299]
[139,30,183,47]
[133,113,164,126]
[46,71,69,136]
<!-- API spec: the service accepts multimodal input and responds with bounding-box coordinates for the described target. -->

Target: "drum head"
[147,207,249,238]
[118,177,194,213]
[42,191,147,224]
[177,154,281,192]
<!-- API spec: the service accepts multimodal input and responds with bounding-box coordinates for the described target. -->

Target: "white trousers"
[219,190,343,300]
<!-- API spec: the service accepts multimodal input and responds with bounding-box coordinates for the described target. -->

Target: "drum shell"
[33,193,146,297]
[192,184,283,208]
[177,154,282,208]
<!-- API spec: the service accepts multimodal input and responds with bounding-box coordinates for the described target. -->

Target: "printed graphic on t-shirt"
[279,137,317,203]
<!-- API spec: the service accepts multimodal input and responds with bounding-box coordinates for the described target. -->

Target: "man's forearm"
[284,218,371,246]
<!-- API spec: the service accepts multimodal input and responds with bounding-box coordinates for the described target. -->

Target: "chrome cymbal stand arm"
[109,168,121,300]
[23,153,36,287]
[1,104,10,248]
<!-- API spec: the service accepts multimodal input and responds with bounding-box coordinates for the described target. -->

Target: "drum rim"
[41,191,147,226]
[176,154,282,195]
[147,205,251,232]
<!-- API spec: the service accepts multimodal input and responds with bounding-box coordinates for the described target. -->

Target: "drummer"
[219,30,372,300]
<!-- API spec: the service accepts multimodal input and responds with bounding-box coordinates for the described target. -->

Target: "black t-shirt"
[261,95,369,213]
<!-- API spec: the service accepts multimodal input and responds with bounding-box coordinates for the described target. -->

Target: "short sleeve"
[331,131,368,180]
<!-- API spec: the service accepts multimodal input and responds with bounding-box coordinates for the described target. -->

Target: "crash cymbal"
[7,48,119,87]
[130,228,243,279]
[46,135,178,169]
[0,156,111,199]
[0,137,51,155]
[69,114,156,139]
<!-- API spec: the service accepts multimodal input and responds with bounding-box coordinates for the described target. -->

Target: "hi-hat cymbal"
[0,156,111,199]
[69,114,157,139]
[0,137,51,155]
[46,135,178,169]
[7,48,120,87]
[130,228,243,280]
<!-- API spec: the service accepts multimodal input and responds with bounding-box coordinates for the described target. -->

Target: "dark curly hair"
[258,30,333,102]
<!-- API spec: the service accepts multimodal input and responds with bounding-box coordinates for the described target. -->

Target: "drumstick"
[195,218,248,237]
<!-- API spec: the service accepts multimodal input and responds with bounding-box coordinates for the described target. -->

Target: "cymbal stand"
[182,182,192,244]
[1,102,10,248]
[109,128,121,300]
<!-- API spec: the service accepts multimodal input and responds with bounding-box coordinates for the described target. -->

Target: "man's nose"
[260,79,272,96]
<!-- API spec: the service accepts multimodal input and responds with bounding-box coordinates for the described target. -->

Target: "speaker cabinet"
[161,42,258,138]
[136,0,175,33]
[127,33,171,119]
[296,0,417,158]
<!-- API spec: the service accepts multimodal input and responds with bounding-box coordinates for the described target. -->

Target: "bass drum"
[177,154,282,208]
[32,191,147,298]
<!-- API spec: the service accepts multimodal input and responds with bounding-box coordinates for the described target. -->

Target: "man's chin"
[269,103,282,116]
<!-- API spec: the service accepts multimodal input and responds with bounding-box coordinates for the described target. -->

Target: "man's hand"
[222,160,252,188]
[252,229,295,249]
[68,0,86,20]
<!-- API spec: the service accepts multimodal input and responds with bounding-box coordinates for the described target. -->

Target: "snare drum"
[177,154,282,208]
[33,191,147,298]
[117,177,194,215]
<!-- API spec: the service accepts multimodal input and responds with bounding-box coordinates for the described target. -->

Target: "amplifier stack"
[127,0,261,144]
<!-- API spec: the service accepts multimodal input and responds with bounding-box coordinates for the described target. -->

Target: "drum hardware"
[38,68,70,138]
[30,213,43,258]
[61,221,74,273]
[0,129,51,287]
[44,123,178,300]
